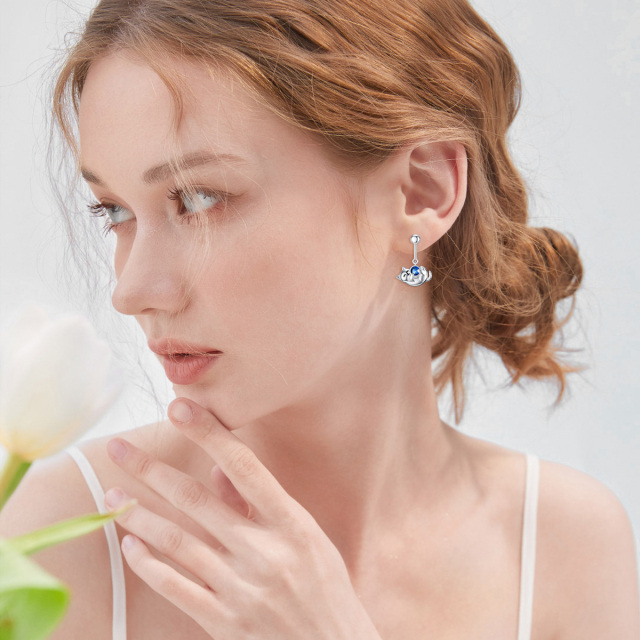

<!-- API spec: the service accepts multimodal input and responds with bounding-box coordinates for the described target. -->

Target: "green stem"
[0,452,32,512]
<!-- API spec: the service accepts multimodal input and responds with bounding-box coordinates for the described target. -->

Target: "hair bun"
[431,221,585,424]
[525,226,583,300]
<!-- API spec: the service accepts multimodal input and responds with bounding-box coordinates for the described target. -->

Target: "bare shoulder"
[535,458,640,639]
[0,423,154,640]
[536,456,637,570]
[453,430,639,639]
[0,424,144,537]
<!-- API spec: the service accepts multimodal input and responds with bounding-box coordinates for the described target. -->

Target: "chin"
[171,387,243,431]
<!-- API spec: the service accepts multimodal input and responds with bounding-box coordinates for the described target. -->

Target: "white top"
[66,447,540,640]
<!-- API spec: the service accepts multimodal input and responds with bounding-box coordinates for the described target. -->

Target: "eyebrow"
[80,150,245,187]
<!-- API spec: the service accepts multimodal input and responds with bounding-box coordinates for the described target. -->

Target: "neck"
[164,297,471,575]
[239,380,460,573]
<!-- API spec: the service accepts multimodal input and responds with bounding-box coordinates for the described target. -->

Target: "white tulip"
[0,305,125,462]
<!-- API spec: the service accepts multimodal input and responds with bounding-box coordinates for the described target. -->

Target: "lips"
[158,352,221,385]
[148,338,221,357]
[147,338,222,384]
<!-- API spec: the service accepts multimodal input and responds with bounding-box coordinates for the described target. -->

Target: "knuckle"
[280,506,314,540]
[117,502,136,523]
[227,446,258,478]
[271,542,296,569]
[257,532,299,571]
[133,454,155,480]
[286,521,315,551]
[158,571,182,600]
[266,544,301,589]
[157,524,184,555]
[229,608,256,635]
[189,416,213,440]
[173,477,210,509]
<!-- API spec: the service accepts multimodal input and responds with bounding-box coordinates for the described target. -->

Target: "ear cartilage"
[396,234,432,286]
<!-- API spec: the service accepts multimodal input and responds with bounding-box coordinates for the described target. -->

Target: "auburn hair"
[51,0,584,424]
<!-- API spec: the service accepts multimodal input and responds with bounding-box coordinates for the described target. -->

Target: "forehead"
[77,51,307,175]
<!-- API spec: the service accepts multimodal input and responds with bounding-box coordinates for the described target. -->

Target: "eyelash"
[86,187,226,236]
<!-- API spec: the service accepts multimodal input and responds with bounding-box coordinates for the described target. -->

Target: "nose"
[111,228,188,317]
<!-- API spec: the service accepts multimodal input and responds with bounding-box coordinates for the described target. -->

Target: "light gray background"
[1,0,639,574]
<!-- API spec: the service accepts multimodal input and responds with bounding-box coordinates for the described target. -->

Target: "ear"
[392,140,467,253]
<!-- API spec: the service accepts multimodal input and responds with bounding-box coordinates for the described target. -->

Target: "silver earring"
[396,234,432,286]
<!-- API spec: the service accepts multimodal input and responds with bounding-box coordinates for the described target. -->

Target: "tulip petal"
[0,310,124,460]
[0,305,50,361]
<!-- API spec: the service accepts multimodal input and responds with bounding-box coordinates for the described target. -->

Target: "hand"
[103,398,382,640]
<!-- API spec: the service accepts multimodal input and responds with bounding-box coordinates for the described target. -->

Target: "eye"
[86,202,134,236]
[168,187,224,216]
[86,187,226,236]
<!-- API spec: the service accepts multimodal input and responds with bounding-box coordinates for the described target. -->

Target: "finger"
[104,487,233,591]
[168,398,299,525]
[106,438,259,554]
[116,531,223,635]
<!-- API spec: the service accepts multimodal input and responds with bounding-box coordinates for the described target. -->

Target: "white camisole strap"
[66,446,128,640]
[517,453,540,640]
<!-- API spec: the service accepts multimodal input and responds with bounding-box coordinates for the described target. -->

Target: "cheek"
[213,206,365,382]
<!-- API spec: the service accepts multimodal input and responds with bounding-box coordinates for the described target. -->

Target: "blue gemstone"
[411,266,420,275]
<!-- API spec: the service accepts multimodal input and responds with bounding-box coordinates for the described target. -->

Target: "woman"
[2,0,638,638]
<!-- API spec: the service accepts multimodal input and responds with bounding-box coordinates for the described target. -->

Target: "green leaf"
[0,537,70,640]
[6,499,137,557]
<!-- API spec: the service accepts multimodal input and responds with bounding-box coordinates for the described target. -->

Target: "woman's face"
[78,51,410,429]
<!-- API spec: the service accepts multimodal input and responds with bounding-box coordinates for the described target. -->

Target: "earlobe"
[402,140,468,231]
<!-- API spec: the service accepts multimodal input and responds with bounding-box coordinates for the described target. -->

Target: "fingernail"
[105,487,127,507]
[122,535,137,551]
[170,401,193,423]
[108,439,127,461]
